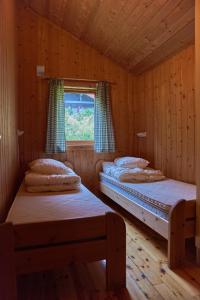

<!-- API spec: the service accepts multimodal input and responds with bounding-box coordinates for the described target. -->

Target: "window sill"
[66,141,94,151]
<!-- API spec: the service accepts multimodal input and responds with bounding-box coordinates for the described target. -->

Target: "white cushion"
[25,171,81,186]
[26,183,80,193]
[29,159,71,175]
[114,156,149,169]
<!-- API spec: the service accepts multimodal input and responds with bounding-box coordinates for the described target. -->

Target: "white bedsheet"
[102,162,165,182]
[26,183,80,192]
[100,173,196,212]
[6,183,112,224]
[25,171,81,186]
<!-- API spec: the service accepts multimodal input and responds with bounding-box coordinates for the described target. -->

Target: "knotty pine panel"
[17,4,134,192]
[25,0,194,74]
[0,0,19,220]
[133,45,195,183]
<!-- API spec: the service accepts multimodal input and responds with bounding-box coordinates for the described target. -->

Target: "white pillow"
[114,156,149,169]
[29,158,72,175]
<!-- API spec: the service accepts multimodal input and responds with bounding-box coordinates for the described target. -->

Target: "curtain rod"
[42,76,116,85]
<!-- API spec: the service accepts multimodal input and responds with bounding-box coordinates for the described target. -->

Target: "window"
[46,80,115,153]
[64,86,96,146]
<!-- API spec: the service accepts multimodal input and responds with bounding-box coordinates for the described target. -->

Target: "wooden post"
[168,200,185,268]
[106,212,126,290]
[0,223,17,300]
[95,159,105,196]
[195,0,200,264]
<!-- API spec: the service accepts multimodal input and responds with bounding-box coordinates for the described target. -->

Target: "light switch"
[36,65,45,76]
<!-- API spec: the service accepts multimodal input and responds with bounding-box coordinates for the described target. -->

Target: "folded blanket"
[26,183,81,193]
[102,162,165,183]
[25,171,81,186]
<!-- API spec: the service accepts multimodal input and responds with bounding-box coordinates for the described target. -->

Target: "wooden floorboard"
[17,211,200,300]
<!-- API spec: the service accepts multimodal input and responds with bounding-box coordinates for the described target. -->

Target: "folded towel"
[25,171,81,186]
[26,183,81,193]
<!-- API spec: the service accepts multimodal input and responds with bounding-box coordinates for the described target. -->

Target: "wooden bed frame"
[0,210,126,299]
[96,159,196,269]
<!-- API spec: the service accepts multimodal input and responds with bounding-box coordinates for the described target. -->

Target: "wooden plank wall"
[17,3,134,192]
[133,45,195,183]
[25,0,195,74]
[0,0,19,220]
[17,3,195,192]
[195,0,200,262]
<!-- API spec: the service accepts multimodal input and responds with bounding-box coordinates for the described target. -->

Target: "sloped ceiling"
[24,0,194,74]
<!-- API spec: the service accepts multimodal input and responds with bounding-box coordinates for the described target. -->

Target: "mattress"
[6,182,112,224]
[100,173,196,215]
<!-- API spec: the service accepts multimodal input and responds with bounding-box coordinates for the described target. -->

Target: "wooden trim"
[43,76,116,85]
[195,0,200,264]
[0,223,17,300]
[64,86,97,93]
[66,140,94,150]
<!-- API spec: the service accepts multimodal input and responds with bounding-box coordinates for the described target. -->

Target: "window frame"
[64,86,96,150]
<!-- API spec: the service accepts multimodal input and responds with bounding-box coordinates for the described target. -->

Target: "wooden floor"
[17,208,200,300]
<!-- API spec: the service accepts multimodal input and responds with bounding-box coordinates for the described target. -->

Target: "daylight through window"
[64,88,95,141]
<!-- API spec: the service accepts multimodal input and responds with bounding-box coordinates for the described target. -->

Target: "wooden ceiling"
[24,0,195,74]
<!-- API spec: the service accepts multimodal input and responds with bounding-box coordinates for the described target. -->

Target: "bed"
[0,179,126,299]
[96,160,196,269]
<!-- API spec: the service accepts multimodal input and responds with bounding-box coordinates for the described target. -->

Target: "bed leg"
[106,212,126,290]
[0,223,17,300]
[168,200,186,269]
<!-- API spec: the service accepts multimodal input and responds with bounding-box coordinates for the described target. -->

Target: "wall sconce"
[136,132,147,138]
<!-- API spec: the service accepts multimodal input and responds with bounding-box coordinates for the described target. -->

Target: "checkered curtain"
[45,79,66,153]
[94,81,115,152]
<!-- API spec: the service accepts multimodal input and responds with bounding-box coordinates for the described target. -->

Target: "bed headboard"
[95,159,112,175]
[95,160,104,175]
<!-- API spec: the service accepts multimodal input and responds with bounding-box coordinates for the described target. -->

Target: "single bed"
[0,179,126,299]
[96,160,196,269]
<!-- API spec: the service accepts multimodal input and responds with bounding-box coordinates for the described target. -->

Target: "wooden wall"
[17,2,195,191]
[0,0,19,220]
[17,3,134,192]
[24,0,195,74]
[195,0,200,261]
[133,45,195,183]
